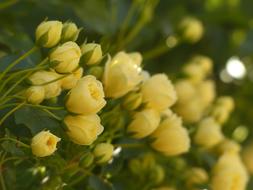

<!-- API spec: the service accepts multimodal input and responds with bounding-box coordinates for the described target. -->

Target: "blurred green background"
[0,0,253,165]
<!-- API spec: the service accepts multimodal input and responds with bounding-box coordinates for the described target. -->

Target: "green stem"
[0,46,38,82]
[143,44,170,60]
[0,102,26,126]
[0,137,30,149]
[0,165,6,190]
[37,74,70,86]
[0,0,18,10]
[114,143,144,148]
[26,104,64,110]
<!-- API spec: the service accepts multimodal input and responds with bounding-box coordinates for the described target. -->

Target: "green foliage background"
[1,0,253,189]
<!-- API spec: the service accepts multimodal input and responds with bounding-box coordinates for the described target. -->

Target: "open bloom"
[64,114,104,145]
[141,74,177,111]
[150,112,190,156]
[127,109,160,139]
[211,152,248,190]
[28,70,61,99]
[103,51,142,98]
[93,143,114,163]
[35,20,62,48]
[65,75,106,115]
[31,131,60,157]
[50,41,81,74]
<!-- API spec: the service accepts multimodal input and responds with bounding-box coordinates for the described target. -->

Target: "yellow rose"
[103,52,142,98]
[186,167,208,188]
[197,80,216,107]
[28,70,61,99]
[174,98,204,123]
[65,75,106,115]
[35,20,62,48]
[31,131,60,157]
[122,91,143,111]
[150,112,190,156]
[93,143,114,163]
[81,43,103,65]
[141,74,177,111]
[25,86,45,104]
[211,152,248,190]
[175,79,196,103]
[127,109,160,139]
[64,114,104,145]
[61,22,80,42]
[60,67,83,90]
[50,41,81,74]
[242,143,253,174]
[179,17,204,43]
[194,117,223,148]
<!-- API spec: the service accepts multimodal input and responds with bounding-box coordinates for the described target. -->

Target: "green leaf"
[14,106,62,135]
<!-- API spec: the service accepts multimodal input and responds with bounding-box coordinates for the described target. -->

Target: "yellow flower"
[179,17,204,43]
[211,152,248,190]
[217,139,241,154]
[174,97,204,123]
[35,20,62,48]
[31,131,60,157]
[150,112,190,156]
[60,67,83,90]
[128,52,143,66]
[186,167,208,188]
[81,43,103,65]
[194,117,223,148]
[103,51,142,98]
[141,74,177,111]
[183,55,213,83]
[64,114,104,145]
[198,80,216,107]
[127,109,160,139]
[93,143,114,163]
[25,86,45,104]
[217,96,235,112]
[50,41,81,74]
[175,79,196,103]
[61,22,80,42]
[242,143,253,174]
[28,70,61,99]
[65,75,106,115]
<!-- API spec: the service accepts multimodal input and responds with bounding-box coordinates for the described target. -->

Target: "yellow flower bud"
[50,41,81,74]
[127,109,160,139]
[64,114,104,145]
[93,143,114,163]
[61,22,80,42]
[179,17,204,43]
[198,80,216,107]
[194,117,223,148]
[175,79,196,103]
[66,75,106,115]
[25,86,45,104]
[35,20,62,48]
[150,112,190,156]
[211,152,248,190]
[60,67,83,90]
[141,74,177,111]
[186,167,208,188]
[28,70,61,99]
[217,96,235,112]
[81,43,103,65]
[242,143,253,174]
[103,52,142,98]
[31,131,60,157]
[211,106,230,125]
[122,92,143,110]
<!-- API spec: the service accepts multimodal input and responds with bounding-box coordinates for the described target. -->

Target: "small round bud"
[93,143,114,164]
[35,20,63,48]
[25,86,45,104]
[81,43,103,65]
[61,22,80,42]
